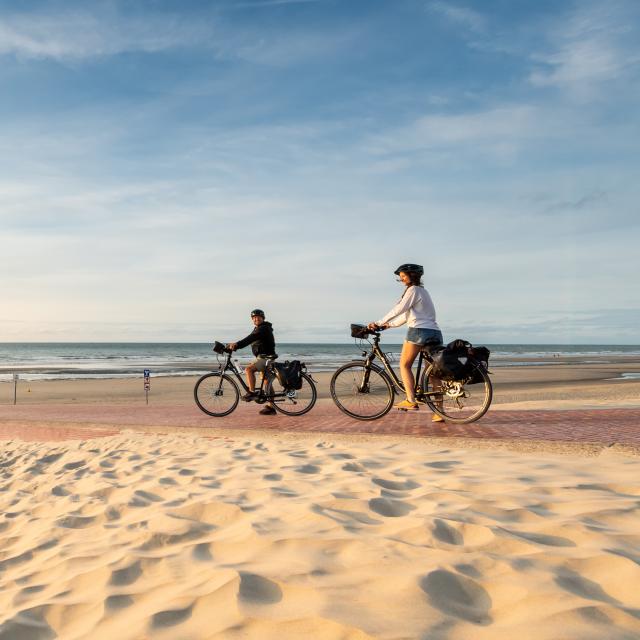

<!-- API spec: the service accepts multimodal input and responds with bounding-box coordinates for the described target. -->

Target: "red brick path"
[0,402,639,444]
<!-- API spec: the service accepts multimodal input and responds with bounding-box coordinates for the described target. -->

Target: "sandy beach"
[2,359,640,639]
[1,431,639,639]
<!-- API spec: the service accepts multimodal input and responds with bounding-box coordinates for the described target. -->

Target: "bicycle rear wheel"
[267,372,317,416]
[330,362,394,420]
[194,373,240,417]
[421,364,492,424]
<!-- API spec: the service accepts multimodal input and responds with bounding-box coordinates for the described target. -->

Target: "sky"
[1,0,639,344]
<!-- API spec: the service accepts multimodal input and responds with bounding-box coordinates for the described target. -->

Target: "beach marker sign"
[13,373,19,405]
[144,369,150,404]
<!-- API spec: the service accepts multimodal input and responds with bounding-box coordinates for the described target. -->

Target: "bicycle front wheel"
[421,364,492,424]
[330,362,394,420]
[268,372,317,416]
[194,373,240,417]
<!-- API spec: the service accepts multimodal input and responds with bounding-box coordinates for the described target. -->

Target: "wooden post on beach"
[144,369,150,405]
[13,373,19,405]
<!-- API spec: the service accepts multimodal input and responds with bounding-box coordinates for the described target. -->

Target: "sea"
[1,343,640,382]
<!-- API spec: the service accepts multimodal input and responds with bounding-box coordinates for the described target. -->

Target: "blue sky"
[1,0,639,343]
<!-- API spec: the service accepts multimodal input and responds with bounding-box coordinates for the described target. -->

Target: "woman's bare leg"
[399,341,421,402]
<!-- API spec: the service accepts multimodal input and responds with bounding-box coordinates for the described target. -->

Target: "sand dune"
[1,433,639,639]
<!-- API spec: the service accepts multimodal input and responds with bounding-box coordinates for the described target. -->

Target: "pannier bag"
[274,360,305,390]
[430,340,471,380]
[431,339,491,383]
[466,346,491,384]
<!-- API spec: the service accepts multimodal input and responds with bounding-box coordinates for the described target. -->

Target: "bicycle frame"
[213,351,266,391]
[213,351,294,404]
[361,333,440,399]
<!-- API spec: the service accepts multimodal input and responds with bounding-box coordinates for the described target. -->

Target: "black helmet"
[394,263,424,276]
[250,308,265,318]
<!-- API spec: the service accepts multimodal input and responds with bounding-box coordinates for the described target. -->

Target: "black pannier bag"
[430,339,471,380]
[274,360,304,390]
[466,346,491,384]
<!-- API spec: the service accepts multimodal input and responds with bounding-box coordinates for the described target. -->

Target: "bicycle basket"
[350,324,370,339]
[212,341,226,354]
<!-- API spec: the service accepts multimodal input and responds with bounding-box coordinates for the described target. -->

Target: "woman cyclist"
[368,263,444,420]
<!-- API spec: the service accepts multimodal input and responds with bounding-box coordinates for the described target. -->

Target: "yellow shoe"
[395,400,419,411]
[432,413,445,423]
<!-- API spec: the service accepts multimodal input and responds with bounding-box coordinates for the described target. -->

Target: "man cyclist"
[228,309,277,416]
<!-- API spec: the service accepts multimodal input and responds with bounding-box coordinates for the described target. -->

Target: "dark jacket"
[235,321,276,357]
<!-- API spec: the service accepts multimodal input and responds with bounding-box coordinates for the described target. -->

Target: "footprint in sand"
[193,542,213,561]
[105,594,134,610]
[296,464,320,474]
[263,473,282,481]
[129,490,164,507]
[110,561,143,586]
[373,478,420,491]
[424,460,461,469]
[420,569,492,625]
[38,453,64,465]
[63,460,85,470]
[51,485,70,497]
[56,515,95,529]
[368,497,415,518]
[0,606,56,640]
[497,527,576,548]
[342,462,366,472]
[238,572,283,604]
[554,568,617,604]
[432,519,464,545]
[151,604,194,628]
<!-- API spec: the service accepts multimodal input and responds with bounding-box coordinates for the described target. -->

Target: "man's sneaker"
[259,405,276,415]
[394,400,419,411]
[432,413,445,423]
[242,391,258,402]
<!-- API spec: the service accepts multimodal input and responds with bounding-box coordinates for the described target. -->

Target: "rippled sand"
[1,433,639,639]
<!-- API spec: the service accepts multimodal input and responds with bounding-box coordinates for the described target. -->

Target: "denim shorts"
[406,327,443,346]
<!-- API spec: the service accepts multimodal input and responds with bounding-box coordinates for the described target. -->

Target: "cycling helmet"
[394,263,424,276]
[250,308,265,318]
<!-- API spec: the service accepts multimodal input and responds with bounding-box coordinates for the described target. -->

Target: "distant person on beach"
[368,263,444,420]
[228,309,277,416]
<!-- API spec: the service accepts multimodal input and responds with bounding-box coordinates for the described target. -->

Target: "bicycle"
[194,341,317,417]
[329,325,492,423]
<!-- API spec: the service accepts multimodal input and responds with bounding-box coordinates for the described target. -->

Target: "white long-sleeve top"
[377,285,440,329]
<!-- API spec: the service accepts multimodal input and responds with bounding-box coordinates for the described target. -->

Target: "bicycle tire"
[421,364,492,424]
[267,372,317,416]
[330,361,394,420]
[194,372,240,417]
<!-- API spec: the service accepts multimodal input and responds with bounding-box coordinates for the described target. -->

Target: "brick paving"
[0,402,639,444]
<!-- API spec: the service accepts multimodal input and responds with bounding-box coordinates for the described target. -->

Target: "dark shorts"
[406,327,443,346]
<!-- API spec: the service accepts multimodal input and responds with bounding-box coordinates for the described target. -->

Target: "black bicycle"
[194,341,317,417]
[330,325,492,423]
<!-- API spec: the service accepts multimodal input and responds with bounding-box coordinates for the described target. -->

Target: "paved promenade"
[0,402,639,444]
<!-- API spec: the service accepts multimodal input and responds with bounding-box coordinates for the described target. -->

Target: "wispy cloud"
[0,6,353,65]
[528,3,640,97]
[427,1,486,34]
[0,10,207,60]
